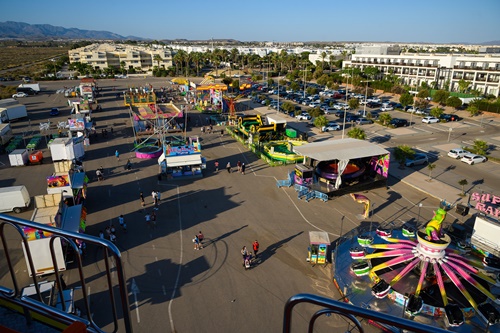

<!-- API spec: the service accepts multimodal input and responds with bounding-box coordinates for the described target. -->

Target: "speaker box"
[455,204,469,216]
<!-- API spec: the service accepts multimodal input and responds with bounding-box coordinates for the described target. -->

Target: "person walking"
[237,161,242,172]
[96,168,103,181]
[241,246,249,265]
[115,150,120,161]
[253,240,260,258]
[145,212,151,228]
[140,192,145,209]
[241,163,246,175]
[105,226,111,239]
[151,211,157,229]
[152,190,157,206]
[109,232,116,243]
[193,235,200,250]
[118,215,127,233]
[226,161,231,173]
[198,231,204,247]
[215,160,219,172]
[99,230,104,239]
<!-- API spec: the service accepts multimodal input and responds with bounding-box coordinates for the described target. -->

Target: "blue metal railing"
[0,213,132,333]
[283,293,450,333]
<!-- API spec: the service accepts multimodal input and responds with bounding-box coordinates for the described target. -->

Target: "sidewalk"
[388,162,466,207]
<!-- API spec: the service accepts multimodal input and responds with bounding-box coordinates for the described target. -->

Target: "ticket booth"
[307,231,330,265]
[295,164,314,186]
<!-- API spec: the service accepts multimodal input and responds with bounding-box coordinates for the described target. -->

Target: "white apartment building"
[69,43,173,71]
[344,53,500,97]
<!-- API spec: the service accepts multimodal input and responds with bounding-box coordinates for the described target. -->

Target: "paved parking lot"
[0,78,483,332]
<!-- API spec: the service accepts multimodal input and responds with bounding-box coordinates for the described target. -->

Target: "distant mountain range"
[0,21,498,45]
[0,21,144,40]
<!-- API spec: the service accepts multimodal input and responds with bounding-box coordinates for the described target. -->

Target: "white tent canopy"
[293,138,389,162]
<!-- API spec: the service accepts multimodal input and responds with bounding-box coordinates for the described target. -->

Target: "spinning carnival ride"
[340,207,500,329]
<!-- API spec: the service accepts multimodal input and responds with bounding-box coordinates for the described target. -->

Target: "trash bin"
[455,204,469,216]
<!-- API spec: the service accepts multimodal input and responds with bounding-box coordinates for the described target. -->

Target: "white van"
[0,185,31,213]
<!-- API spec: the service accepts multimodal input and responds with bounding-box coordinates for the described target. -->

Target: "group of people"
[218,160,246,174]
[241,240,260,267]
[144,211,157,229]
[193,231,204,250]
[101,224,118,243]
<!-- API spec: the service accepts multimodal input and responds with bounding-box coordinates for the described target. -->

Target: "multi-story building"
[344,50,500,97]
[69,43,173,71]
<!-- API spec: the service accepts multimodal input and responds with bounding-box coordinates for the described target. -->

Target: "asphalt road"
[0,77,498,333]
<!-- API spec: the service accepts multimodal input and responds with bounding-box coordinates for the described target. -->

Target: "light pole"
[361,80,372,118]
[277,73,280,113]
[303,62,307,99]
[417,203,423,229]
[341,74,350,139]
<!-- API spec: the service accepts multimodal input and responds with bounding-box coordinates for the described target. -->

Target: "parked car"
[380,105,394,111]
[322,122,341,132]
[356,118,374,125]
[345,114,359,122]
[441,114,463,122]
[390,118,408,127]
[296,113,311,121]
[405,153,428,167]
[324,107,336,115]
[447,148,468,159]
[49,108,60,116]
[460,154,487,165]
[422,116,440,124]
[12,92,28,98]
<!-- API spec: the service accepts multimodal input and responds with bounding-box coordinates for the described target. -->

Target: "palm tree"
[394,145,414,168]
[320,51,327,71]
[120,61,127,75]
[458,179,468,196]
[427,163,436,180]
[347,128,366,140]
[230,48,239,70]
[153,54,163,69]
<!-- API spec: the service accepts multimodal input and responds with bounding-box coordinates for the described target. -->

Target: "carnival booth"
[158,136,206,178]
[307,231,330,265]
[293,138,390,198]
[46,169,88,206]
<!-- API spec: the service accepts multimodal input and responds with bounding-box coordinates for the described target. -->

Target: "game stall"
[158,136,205,178]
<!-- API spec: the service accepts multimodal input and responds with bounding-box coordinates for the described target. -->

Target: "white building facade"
[344,53,500,97]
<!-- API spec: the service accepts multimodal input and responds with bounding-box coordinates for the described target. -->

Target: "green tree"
[473,139,488,155]
[379,113,392,126]
[399,93,414,108]
[457,79,471,93]
[281,101,295,113]
[309,107,324,118]
[446,96,463,110]
[432,90,450,105]
[417,89,430,99]
[458,179,468,196]
[290,81,300,91]
[347,127,366,140]
[394,145,415,168]
[348,98,359,110]
[427,163,436,180]
[267,78,274,86]
[314,115,329,130]
[430,107,444,118]
[153,54,163,68]
[466,104,480,117]
[363,66,380,79]
[391,85,406,95]
[414,98,430,110]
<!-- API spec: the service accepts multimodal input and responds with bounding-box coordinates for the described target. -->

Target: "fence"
[0,213,132,333]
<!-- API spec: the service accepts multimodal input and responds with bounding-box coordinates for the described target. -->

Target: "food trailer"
[307,231,330,265]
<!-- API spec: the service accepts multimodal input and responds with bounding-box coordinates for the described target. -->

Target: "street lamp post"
[417,203,423,229]
[341,74,350,139]
[277,73,280,113]
[361,80,372,118]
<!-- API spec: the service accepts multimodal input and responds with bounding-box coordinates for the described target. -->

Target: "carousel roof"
[293,138,389,161]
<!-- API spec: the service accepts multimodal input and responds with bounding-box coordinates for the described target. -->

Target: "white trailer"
[18,83,40,92]
[0,104,28,122]
[49,137,85,162]
[8,149,29,166]
[0,123,13,145]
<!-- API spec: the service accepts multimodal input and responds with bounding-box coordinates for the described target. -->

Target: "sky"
[1,0,499,44]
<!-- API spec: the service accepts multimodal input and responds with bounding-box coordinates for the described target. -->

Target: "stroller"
[243,252,253,269]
